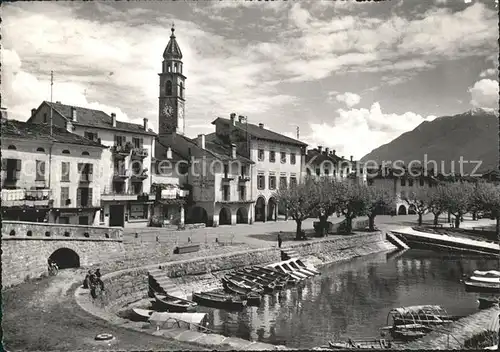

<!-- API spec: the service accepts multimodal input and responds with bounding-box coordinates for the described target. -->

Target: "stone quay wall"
[2,221,124,288]
[98,232,394,310]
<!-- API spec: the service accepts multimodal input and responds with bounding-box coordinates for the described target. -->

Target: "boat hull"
[464,280,500,293]
[192,292,247,311]
[153,293,197,313]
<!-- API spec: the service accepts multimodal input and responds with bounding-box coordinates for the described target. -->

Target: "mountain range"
[360,108,499,175]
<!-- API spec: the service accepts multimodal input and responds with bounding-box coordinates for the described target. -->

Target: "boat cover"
[149,312,207,325]
[474,270,500,277]
[389,305,445,315]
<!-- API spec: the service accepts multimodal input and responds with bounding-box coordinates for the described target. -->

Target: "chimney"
[258,123,264,129]
[325,147,330,155]
[166,147,173,159]
[341,156,344,160]
[350,155,353,162]
[231,143,237,159]
[56,101,61,104]
[111,113,116,127]
[31,108,36,118]
[238,115,245,123]
[332,149,336,156]
[318,146,322,154]
[230,113,236,125]
[143,118,148,130]
[71,107,77,122]
[197,134,205,149]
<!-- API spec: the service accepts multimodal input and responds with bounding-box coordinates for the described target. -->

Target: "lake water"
[197,249,498,348]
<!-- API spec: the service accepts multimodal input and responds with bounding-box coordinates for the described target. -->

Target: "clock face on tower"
[162,103,174,117]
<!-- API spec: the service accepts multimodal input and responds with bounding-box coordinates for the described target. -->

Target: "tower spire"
[163,23,182,59]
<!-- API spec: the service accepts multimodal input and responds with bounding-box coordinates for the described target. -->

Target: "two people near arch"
[83,268,105,298]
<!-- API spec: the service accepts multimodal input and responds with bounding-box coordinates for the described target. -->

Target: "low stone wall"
[2,220,123,240]
[1,221,124,288]
[404,306,500,350]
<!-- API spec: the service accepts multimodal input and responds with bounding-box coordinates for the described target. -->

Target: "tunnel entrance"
[49,248,80,269]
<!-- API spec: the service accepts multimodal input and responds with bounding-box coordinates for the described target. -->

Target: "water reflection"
[198,249,497,348]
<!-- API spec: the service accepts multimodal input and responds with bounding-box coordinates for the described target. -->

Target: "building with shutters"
[1,118,106,225]
[28,101,157,228]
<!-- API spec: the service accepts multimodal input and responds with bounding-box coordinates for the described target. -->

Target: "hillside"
[360,109,498,175]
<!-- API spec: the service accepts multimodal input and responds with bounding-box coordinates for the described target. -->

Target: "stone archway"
[267,197,277,221]
[398,205,407,215]
[219,207,231,225]
[408,205,417,215]
[188,206,209,225]
[255,197,266,222]
[236,207,248,224]
[49,247,80,269]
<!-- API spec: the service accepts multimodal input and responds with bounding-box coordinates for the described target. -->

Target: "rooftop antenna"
[296,126,300,139]
[50,71,54,136]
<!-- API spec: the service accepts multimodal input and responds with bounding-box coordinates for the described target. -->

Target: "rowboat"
[464,280,500,293]
[287,260,318,276]
[380,305,455,340]
[253,266,298,285]
[328,338,397,349]
[222,277,264,295]
[280,262,310,278]
[296,259,321,275]
[470,270,500,284]
[129,308,154,321]
[192,291,247,310]
[235,269,278,284]
[230,272,277,292]
[244,291,262,306]
[153,292,197,312]
[266,264,304,281]
[228,273,270,292]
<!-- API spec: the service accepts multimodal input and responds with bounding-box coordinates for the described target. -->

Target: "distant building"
[1,118,105,224]
[28,101,156,228]
[303,146,366,184]
[210,114,307,222]
[366,165,437,215]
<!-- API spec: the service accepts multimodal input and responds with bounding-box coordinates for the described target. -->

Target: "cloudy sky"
[3,0,498,159]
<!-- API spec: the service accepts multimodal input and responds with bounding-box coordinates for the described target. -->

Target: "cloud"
[479,68,497,78]
[307,103,437,159]
[335,92,361,107]
[469,79,499,109]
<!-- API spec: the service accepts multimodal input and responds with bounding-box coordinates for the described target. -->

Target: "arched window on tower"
[180,82,183,99]
[174,63,178,73]
[165,80,172,96]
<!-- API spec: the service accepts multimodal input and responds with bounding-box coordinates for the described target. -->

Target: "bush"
[463,330,498,349]
[148,215,164,227]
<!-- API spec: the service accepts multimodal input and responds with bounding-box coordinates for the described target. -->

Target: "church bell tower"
[158,25,186,135]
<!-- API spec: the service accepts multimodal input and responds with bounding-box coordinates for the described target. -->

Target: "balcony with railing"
[101,187,150,202]
[113,168,129,181]
[1,188,53,207]
[131,168,148,182]
[111,143,132,159]
[238,175,251,183]
[131,147,148,160]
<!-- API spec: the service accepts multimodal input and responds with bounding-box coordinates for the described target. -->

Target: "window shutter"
[89,164,94,174]
[1,159,7,170]
[77,188,82,206]
[78,163,83,174]
[88,188,93,206]
[140,138,144,147]
[16,159,22,171]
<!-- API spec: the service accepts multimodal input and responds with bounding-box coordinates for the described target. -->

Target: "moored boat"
[296,259,321,275]
[464,280,500,293]
[288,260,318,276]
[222,277,264,295]
[129,308,154,321]
[328,338,397,349]
[470,270,500,284]
[153,292,198,312]
[231,272,277,293]
[266,264,304,281]
[244,291,262,306]
[390,329,427,341]
[192,291,247,310]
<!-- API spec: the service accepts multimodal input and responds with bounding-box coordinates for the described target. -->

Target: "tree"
[273,177,319,240]
[441,182,475,228]
[472,181,500,238]
[365,185,395,231]
[402,188,432,226]
[315,177,341,236]
[335,181,370,234]
[428,185,448,226]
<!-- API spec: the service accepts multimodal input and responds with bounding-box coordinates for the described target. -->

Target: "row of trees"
[274,177,500,240]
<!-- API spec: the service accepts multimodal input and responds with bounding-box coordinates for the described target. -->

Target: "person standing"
[277,232,283,248]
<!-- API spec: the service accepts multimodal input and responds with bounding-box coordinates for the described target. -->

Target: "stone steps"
[148,270,186,299]
[281,248,299,260]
